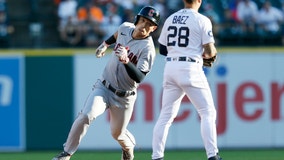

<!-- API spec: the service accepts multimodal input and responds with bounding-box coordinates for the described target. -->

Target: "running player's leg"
[109,102,136,160]
[109,99,136,151]
[152,83,184,159]
[64,86,108,154]
[185,85,219,158]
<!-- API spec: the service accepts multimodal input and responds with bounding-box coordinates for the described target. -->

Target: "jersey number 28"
[167,26,189,47]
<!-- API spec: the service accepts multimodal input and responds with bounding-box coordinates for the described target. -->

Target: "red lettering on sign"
[217,83,227,135]
[271,82,284,120]
[235,82,263,120]
[139,84,154,121]
[107,81,284,136]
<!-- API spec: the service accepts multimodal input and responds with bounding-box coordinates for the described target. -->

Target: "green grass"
[1,149,283,160]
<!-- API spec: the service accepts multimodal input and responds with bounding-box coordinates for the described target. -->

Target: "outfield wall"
[0,48,283,151]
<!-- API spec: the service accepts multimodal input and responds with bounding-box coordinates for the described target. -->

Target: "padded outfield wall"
[0,47,284,151]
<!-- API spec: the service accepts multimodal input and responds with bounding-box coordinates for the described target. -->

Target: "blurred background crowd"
[1,0,284,48]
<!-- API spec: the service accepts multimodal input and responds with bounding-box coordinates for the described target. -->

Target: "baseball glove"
[203,55,217,67]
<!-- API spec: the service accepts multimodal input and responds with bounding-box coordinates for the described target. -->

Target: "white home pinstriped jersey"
[102,22,156,91]
[158,9,215,61]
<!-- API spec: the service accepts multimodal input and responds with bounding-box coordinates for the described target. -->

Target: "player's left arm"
[123,62,146,83]
[114,45,146,83]
[120,47,155,83]
[202,42,217,58]
[202,42,218,67]
[201,16,217,59]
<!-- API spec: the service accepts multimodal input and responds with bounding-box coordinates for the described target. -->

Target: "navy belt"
[166,57,197,63]
[102,80,135,97]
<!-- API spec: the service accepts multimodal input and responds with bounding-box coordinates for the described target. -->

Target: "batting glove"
[115,46,129,64]
[95,41,109,58]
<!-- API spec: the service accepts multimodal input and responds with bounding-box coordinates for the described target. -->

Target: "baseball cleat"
[208,153,222,160]
[121,148,134,160]
[52,151,71,160]
[152,158,164,160]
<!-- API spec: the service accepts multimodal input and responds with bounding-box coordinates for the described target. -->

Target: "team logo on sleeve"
[208,30,213,37]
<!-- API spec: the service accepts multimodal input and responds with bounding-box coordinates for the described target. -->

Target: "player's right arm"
[105,31,118,45]
[159,44,168,56]
[158,19,169,56]
[95,32,118,58]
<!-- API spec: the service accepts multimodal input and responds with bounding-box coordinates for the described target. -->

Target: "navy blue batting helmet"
[134,6,160,26]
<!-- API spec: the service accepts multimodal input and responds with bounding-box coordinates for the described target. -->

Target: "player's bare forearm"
[202,43,217,58]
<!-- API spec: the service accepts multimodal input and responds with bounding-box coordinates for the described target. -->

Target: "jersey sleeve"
[158,20,168,46]
[201,17,215,45]
[136,42,156,73]
[117,22,135,35]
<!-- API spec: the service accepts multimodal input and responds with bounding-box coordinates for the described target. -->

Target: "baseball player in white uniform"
[151,0,222,160]
[52,6,160,160]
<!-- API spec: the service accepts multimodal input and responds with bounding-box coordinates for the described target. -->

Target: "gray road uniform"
[62,22,156,156]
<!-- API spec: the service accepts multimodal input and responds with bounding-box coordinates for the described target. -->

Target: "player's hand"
[115,45,129,64]
[95,41,109,58]
[203,55,217,67]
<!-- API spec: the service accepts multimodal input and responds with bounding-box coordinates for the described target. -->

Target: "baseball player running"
[151,0,222,160]
[52,6,160,160]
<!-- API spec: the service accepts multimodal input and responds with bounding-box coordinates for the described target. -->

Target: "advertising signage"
[73,52,284,149]
[0,55,25,151]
